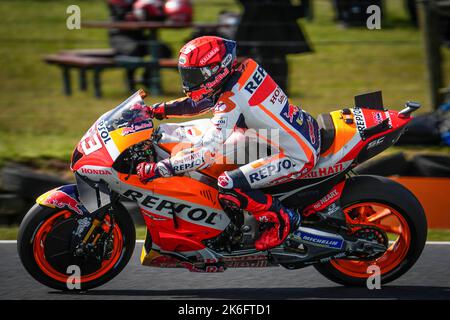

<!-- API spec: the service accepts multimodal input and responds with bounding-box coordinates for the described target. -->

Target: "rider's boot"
[219,187,301,251]
[252,203,301,251]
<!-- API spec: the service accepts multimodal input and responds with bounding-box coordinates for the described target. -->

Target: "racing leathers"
[144,58,321,250]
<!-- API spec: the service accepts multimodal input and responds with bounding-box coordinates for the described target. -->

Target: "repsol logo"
[97,120,112,144]
[123,190,219,225]
[172,157,204,172]
[244,66,266,94]
[249,159,294,183]
[353,108,366,133]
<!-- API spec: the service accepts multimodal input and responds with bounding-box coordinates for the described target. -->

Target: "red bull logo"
[284,104,299,123]
[40,189,84,215]
[283,104,303,126]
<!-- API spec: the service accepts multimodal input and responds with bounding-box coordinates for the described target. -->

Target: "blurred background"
[0,0,449,239]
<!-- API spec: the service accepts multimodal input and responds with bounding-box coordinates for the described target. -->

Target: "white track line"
[0,240,146,244]
[426,241,450,245]
[1,240,450,245]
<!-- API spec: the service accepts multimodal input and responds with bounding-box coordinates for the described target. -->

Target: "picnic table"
[44,20,235,98]
[81,20,234,95]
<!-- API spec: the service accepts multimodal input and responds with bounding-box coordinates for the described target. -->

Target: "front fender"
[36,184,89,216]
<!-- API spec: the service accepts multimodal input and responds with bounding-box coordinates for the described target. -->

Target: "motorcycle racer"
[136,36,321,251]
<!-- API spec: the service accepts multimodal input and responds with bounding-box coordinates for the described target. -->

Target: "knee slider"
[217,172,234,190]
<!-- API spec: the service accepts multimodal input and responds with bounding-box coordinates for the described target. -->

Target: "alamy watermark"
[66,265,81,290]
[367,5,382,30]
[366,264,382,290]
[169,128,285,167]
[66,5,81,30]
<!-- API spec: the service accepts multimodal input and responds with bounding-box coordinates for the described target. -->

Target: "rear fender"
[36,184,89,216]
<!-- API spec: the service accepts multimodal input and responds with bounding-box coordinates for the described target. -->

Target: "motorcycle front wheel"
[17,203,136,291]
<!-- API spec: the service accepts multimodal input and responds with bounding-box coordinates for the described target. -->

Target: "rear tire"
[17,203,135,291]
[314,175,427,286]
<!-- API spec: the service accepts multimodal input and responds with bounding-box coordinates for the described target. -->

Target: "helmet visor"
[179,66,212,91]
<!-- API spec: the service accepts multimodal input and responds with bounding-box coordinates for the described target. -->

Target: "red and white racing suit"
[153,58,321,250]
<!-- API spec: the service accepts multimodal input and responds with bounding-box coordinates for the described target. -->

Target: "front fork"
[72,191,120,259]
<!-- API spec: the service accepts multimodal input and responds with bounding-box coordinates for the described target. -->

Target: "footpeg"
[284,237,307,253]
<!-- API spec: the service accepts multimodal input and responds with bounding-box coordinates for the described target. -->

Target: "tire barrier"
[0,164,146,226]
[0,164,69,225]
[354,152,411,176]
[1,154,449,227]
[411,154,450,177]
[390,177,450,229]
[0,193,29,224]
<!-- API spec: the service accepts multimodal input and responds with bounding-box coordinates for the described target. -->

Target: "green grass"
[1,225,450,241]
[0,226,20,240]
[426,229,450,242]
[0,0,449,164]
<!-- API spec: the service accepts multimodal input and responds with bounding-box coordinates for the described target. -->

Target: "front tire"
[314,175,427,286]
[17,203,136,291]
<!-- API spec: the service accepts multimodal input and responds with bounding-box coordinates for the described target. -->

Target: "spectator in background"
[164,0,193,24]
[332,0,383,27]
[406,0,418,27]
[407,0,450,47]
[438,10,450,48]
[107,0,191,58]
[107,0,165,57]
[234,0,312,94]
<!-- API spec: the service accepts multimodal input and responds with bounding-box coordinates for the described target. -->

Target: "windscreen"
[103,91,153,133]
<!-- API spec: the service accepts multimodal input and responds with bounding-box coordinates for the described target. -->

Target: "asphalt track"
[1,242,450,300]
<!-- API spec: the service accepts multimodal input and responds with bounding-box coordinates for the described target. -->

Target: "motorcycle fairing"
[303,180,346,217]
[117,174,231,252]
[36,184,89,216]
[140,241,273,271]
[305,107,409,180]
[71,91,154,172]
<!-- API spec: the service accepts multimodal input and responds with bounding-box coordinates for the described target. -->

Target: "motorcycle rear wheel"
[17,203,135,291]
[314,175,427,286]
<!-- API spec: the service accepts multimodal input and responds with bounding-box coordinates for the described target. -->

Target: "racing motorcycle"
[18,90,427,290]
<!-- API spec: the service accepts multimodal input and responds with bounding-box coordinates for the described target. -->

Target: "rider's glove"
[136,162,160,183]
[136,160,173,184]
[149,103,166,120]
[129,102,165,119]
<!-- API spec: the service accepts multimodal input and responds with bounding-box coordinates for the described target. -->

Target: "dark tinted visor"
[179,66,209,90]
